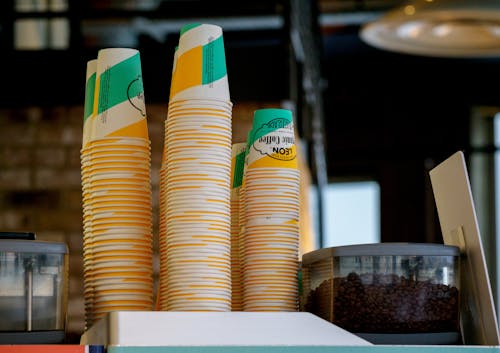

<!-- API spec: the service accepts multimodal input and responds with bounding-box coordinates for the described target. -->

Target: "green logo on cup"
[252,118,296,162]
[127,75,146,117]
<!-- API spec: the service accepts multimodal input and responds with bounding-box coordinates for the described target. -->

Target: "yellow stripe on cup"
[91,100,149,140]
[170,45,202,100]
[106,119,149,139]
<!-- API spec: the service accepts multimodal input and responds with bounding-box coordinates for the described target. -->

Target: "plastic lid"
[302,242,460,265]
[0,239,68,254]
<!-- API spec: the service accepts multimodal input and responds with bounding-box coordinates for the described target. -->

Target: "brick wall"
[0,101,277,342]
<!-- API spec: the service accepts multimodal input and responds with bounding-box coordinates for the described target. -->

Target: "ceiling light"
[360,0,500,57]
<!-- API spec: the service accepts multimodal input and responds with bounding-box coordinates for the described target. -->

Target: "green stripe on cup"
[180,23,202,36]
[233,150,246,189]
[244,131,253,161]
[249,108,293,146]
[84,72,96,122]
[97,52,144,114]
[202,36,227,85]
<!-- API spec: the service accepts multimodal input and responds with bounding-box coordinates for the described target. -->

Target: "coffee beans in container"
[301,243,461,344]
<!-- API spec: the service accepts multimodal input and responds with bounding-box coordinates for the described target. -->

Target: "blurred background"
[0,0,499,341]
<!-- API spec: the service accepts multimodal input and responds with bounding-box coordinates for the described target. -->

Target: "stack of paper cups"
[241,108,300,312]
[158,23,233,311]
[81,48,153,327]
[157,142,168,304]
[157,46,178,304]
[230,143,246,311]
[237,131,253,310]
[81,58,97,329]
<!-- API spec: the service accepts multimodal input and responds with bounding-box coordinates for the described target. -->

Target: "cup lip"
[170,99,230,104]
[170,94,231,103]
[167,119,232,126]
[178,22,223,47]
[168,108,232,115]
[86,139,150,145]
[88,154,150,159]
[168,98,232,106]
[179,23,218,36]
[97,47,139,57]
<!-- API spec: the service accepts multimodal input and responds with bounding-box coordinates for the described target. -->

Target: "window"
[310,181,380,248]
[14,0,70,50]
[470,106,500,320]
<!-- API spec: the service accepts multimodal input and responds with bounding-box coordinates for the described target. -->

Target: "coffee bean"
[304,272,459,333]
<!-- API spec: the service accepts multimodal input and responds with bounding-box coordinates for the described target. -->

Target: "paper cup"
[170,24,229,102]
[91,48,148,140]
[245,108,297,170]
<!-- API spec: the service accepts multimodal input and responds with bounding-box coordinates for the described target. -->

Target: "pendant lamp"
[360,0,500,57]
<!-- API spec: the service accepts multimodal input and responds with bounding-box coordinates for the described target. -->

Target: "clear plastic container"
[0,233,68,343]
[301,243,460,344]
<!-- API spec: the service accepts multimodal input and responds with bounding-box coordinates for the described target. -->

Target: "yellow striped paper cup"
[247,109,298,170]
[170,24,230,102]
[91,48,148,140]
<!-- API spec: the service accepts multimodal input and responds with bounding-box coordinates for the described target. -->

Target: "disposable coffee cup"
[91,48,148,140]
[170,23,229,102]
[247,108,297,170]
